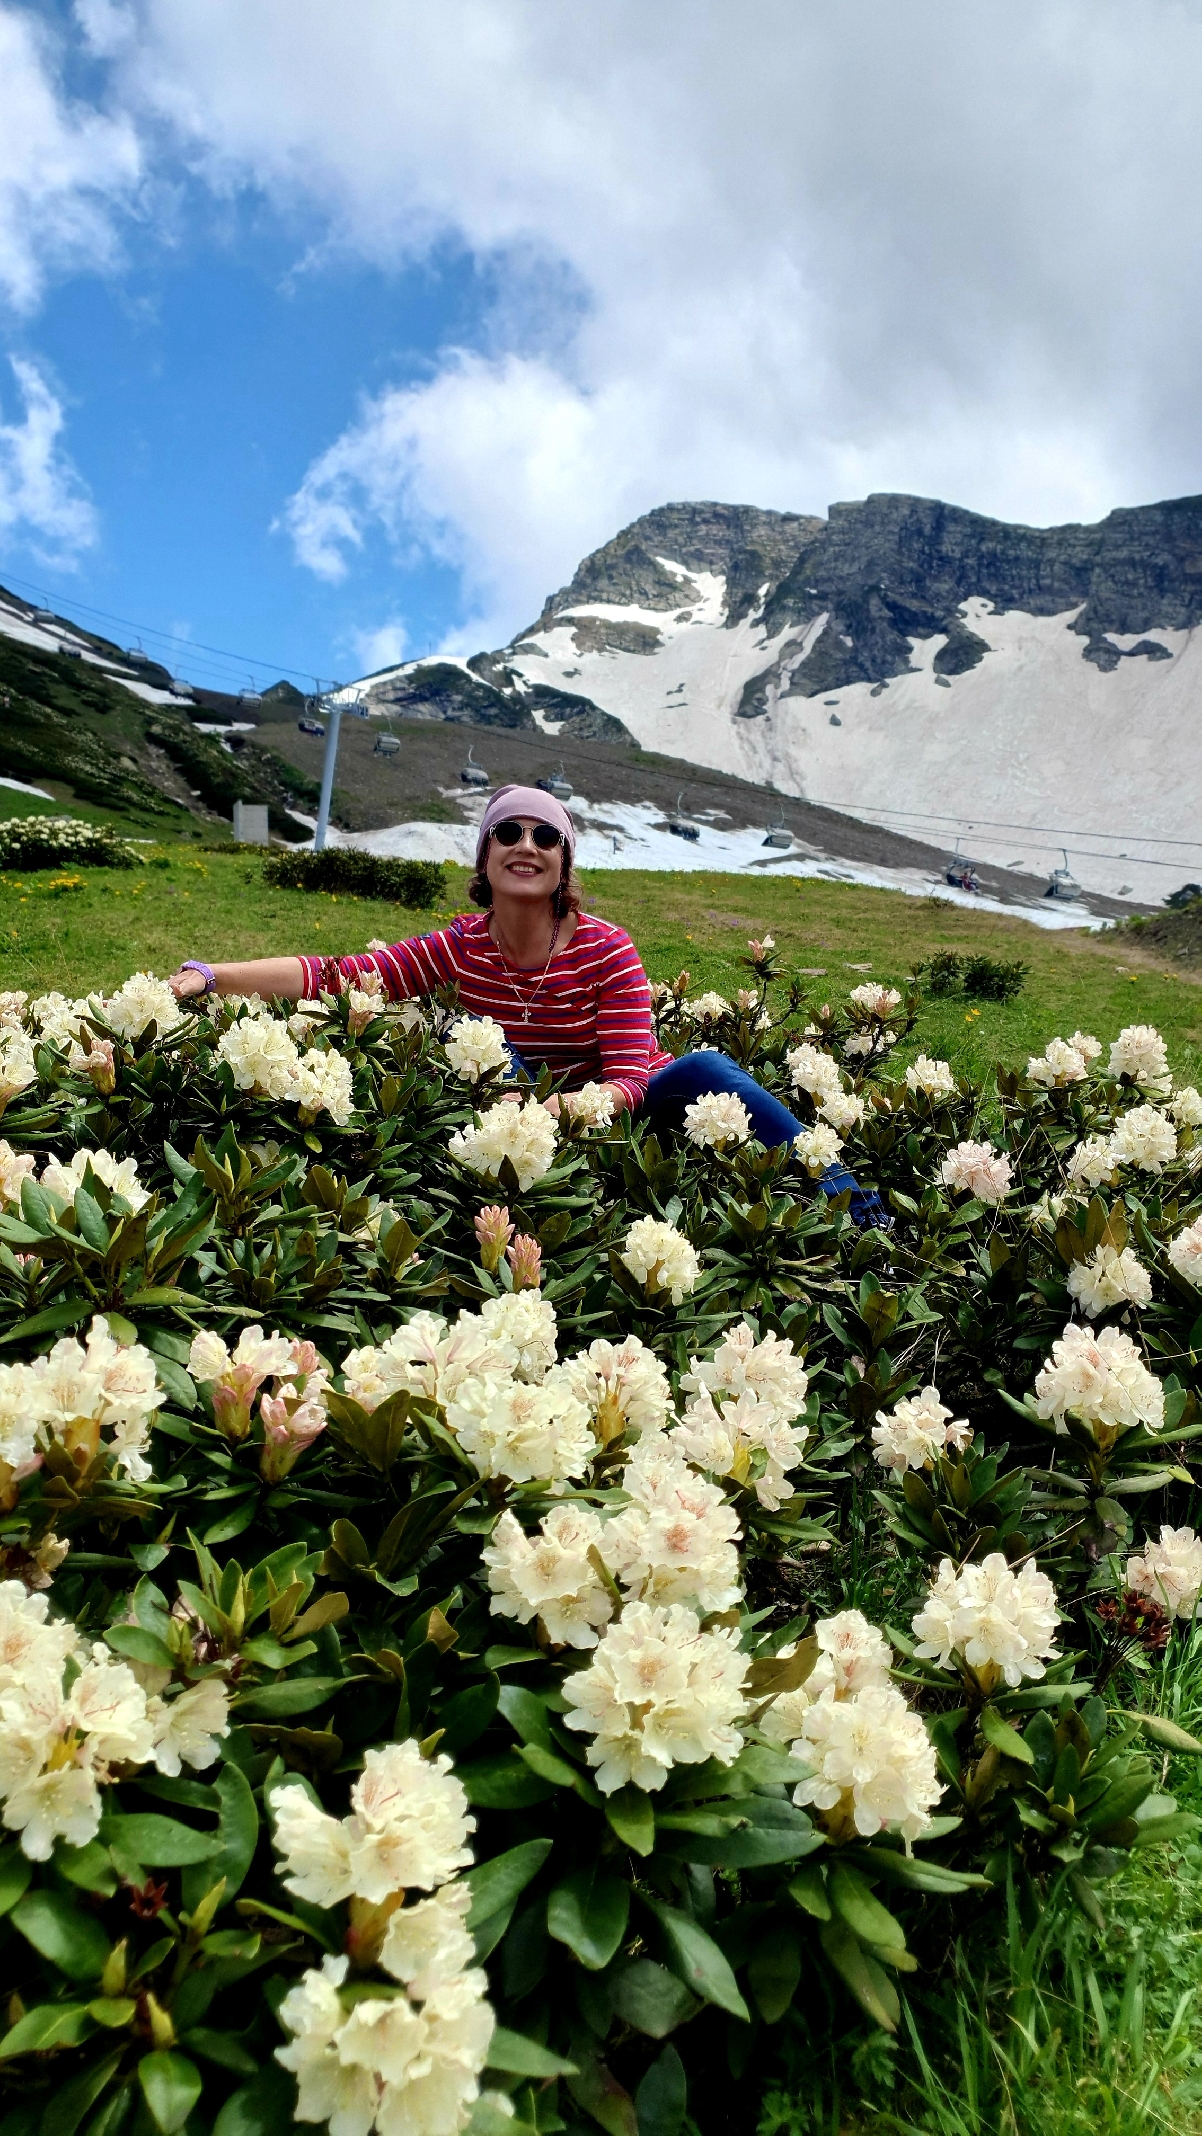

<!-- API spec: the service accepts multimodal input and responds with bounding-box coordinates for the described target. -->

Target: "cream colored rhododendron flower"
[604,1439,742,1612]
[791,1680,941,1843]
[188,1325,298,1442]
[1168,1217,1202,1288]
[562,1081,616,1129]
[786,1041,842,1100]
[478,1291,558,1381]
[0,993,27,1029]
[1033,1320,1164,1439]
[619,1217,700,1304]
[1027,1037,1090,1087]
[443,1014,510,1084]
[758,1607,898,1751]
[683,1321,810,1422]
[218,1015,302,1100]
[22,1315,166,1481]
[562,1600,748,1794]
[684,1090,752,1150]
[1066,1243,1152,1317]
[146,1677,231,1777]
[446,1370,595,1487]
[448,1097,558,1192]
[670,1385,810,1512]
[1110,1104,1177,1173]
[818,1089,866,1134]
[1126,1525,1202,1621]
[482,1504,613,1648]
[341,1312,512,1413]
[872,1387,971,1476]
[294,1047,355,1126]
[99,971,185,1042]
[1109,1024,1170,1090]
[912,1554,1060,1690]
[0,1140,34,1209]
[1170,1086,1202,1129]
[904,1055,956,1099]
[940,1140,1013,1203]
[274,1740,475,1911]
[794,1122,843,1176]
[0,1032,35,1114]
[682,991,732,1025]
[562,1335,672,1444]
[41,1146,149,1213]
[1066,1135,1118,1189]
[31,993,89,1047]
[849,982,902,1017]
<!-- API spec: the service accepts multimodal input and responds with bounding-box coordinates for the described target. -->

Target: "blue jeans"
[508,1046,890,1230]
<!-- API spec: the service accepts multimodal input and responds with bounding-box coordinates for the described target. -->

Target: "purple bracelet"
[180,960,216,997]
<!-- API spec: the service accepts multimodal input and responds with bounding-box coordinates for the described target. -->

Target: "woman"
[168,784,888,1227]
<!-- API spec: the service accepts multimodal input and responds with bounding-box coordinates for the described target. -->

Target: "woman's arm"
[593,931,656,1112]
[168,958,307,1003]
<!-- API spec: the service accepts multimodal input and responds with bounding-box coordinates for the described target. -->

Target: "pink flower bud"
[85,1040,116,1095]
[474,1204,515,1273]
[506,1233,543,1291]
[259,1392,328,1481]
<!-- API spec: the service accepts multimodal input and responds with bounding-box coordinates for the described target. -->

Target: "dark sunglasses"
[490,820,564,850]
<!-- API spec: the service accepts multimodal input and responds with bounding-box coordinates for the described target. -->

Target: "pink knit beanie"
[474,784,576,872]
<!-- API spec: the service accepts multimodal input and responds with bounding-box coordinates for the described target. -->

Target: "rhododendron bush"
[0,952,1195,2134]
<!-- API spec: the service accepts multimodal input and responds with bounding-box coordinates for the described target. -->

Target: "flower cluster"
[561,1600,748,1794]
[904,1054,956,1099]
[682,992,733,1026]
[448,1097,558,1192]
[443,1014,510,1084]
[562,1081,616,1129]
[0,1582,228,1860]
[0,816,138,870]
[848,983,902,1018]
[100,971,186,1042]
[1126,1525,1202,1622]
[619,1217,700,1304]
[1168,1217,1202,1287]
[1066,1243,1152,1316]
[1027,1034,1094,1086]
[940,1140,1013,1203]
[189,1326,330,1477]
[684,1090,751,1149]
[786,1041,842,1102]
[1109,1024,1171,1091]
[0,1313,166,1485]
[912,1555,1060,1691]
[1032,1321,1164,1439]
[274,1742,494,2136]
[794,1121,843,1176]
[562,1334,672,1444]
[41,1144,149,1213]
[675,1321,812,1509]
[1110,1104,1177,1173]
[872,1387,971,1476]
[217,1011,355,1124]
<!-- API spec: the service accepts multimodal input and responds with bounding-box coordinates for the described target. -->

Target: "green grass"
[4,849,1198,1087]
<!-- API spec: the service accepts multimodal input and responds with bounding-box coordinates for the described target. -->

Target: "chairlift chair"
[126,645,152,665]
[666,790,700,843]
[171,679,196,701]
[1045,848,1082,900]
[374,731,401,757]
[238,680,263,709]
[537,764,572,801]
[32,608,56,625]
[460,745,490,789]
[944,837,982,893]
[763,807,792,850]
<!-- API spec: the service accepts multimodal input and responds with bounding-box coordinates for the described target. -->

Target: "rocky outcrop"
[364,656,633,744]
[526,501,824,631]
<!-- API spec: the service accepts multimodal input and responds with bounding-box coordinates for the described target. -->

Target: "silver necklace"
[490,911,561,1022]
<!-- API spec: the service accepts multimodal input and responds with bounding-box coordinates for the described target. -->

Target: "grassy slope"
[4,850,1193,1084]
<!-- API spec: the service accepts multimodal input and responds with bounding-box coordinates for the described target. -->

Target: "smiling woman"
[166,785,891,1224]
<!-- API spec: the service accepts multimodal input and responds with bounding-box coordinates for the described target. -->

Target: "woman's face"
[485,817,564,907]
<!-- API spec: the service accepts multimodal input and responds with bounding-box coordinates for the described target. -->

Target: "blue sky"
[3,1,1202,693]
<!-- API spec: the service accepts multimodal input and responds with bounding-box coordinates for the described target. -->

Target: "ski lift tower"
[312,685,350,852]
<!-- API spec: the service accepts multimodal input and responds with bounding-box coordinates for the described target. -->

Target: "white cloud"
[63,0,1202,640]
[349,618,408,674]
[0,356,97,561]
[0,5,141,312]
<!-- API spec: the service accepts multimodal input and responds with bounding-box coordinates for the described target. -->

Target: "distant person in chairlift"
[167,784,890,1229]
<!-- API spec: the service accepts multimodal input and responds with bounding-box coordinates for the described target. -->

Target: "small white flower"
[98,972,185,1043]
[1110,1104,1177,1174]
[619,1217,700,1305]
[148,1678,230,1776]
[794,1122,843,1175]
[684,1090,752,1150]
[41,1147,149,1213]
[1066,1135,1119,1189]
[562,1335,672,1443]
[445,1371,595,1486]
[904,1055,956,1099]
[443,1015,510,1084]
[1127,1525,1202,1621]
[448,1098,558,1192]
[1027,1037,1089,1087]
[1170,1086,1202,1129]
[482,1505,613,1648]
[819,1089,866,1133]
[604,1439,742,1612]
[682,992,732,1025]
[293,1047,355,1126]
[217,1016,301,1100]
[1109,1024,1170,1090]
[561,1600,748,1794]
[0,1140,35,1209]
[940,1140,1013,1203]
[848,983,901,1017]
[1066,1243,1152,1316]
[872,1387,971,1476]
[478,1291,558,1381]
[1167,1216,1202,1288]
[562,1082,616,1129]
[912,1554,1060,1689]
[786,1042,843,1100]
[1069,1031,1102,1061]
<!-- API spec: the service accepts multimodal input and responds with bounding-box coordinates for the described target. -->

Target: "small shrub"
[0,814,138,869]
[962,952,1028,1002]
[1166,882,1202,910]
[918,949,963,995]
[262,847,445,905]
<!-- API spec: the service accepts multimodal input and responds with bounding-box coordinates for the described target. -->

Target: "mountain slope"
[355,492,1202,904]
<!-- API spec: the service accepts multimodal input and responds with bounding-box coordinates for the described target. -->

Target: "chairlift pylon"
[460,744,490,789]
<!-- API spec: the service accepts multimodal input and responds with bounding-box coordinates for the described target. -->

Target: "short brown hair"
[468,845,583,919]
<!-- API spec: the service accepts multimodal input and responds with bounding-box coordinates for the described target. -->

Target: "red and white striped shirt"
[300,912,672,1109]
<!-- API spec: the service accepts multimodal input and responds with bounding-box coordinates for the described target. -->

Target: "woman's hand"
[168,966,211,1002]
